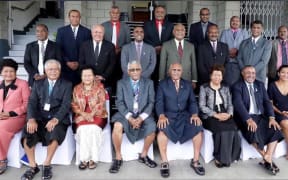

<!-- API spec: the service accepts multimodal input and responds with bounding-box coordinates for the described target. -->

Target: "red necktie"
[178,42,183,60]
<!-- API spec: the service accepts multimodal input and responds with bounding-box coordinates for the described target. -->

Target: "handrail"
[11,1,36,11]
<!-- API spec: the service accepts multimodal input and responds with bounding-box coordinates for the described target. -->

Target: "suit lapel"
[45,41,52,60]
[32,42,40,63]
[125,78,134,109]
[138,78,144,110]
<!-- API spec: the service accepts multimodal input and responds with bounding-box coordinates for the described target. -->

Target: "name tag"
[44,103,51,111]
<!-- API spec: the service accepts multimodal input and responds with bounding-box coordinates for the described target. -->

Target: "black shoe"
[190,159,205,176]
[138,154,157,168]
[0,159,8,175]
[42,165,53,180]
[21,165,40,180]
[109,159,122,173]
[214,160,224,168]
[160,162,170,178]
[258,160,277,175]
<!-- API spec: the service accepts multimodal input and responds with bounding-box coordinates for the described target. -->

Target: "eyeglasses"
[128,68,141,72]
[200,14,210,16]
[171,69,182,72]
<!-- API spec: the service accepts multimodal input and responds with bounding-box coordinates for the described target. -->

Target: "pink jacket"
[0,78,31,119]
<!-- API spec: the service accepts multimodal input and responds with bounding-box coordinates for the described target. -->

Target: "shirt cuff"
[9,111,18,117]
[139,113,149,121]
[125,112,132,120]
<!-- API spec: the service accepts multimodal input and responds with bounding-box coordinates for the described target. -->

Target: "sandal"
[160,162,170,178]
[78,161,88,170]
[258,159,277,175]
[190,159,205,176]
[0,159,8,174]
[20,165,40,180]
[88,160,97,169]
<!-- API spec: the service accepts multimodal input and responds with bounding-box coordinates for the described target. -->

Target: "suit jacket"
[189,21,215,50]
[79,40,116,82]
[102,21,131,48]
[159,39,197,81]
[155,77,198,117]
[197,40,229,85]
[56,24,91,62]
[0,78,30,120]
[237,37,272,83]
[121,41,156,78]
[113,77,155,120]
[143,19,174,47]
[231,79,274,124]
[27,78,72,125]
[24,40,62,86]
[268,39,282,80]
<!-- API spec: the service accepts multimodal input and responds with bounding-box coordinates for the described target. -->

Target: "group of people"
[0,4,287,180]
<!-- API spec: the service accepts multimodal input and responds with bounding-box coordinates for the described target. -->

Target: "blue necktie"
[252,39,256,50]
[281,41,287,65]
[48,81,54,96]
[233,31,237,39]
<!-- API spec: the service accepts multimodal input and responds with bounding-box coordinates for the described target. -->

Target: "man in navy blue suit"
[232,65,283,175]
[56,9,91,86]
[189,8,215,51]
[155,63,205,177]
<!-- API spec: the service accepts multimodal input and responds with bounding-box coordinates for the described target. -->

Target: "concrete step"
[14,36,56,44]
[9,50,25,57]
[14,35,55,41]
[38,18,64,23]
[11,45,26,51]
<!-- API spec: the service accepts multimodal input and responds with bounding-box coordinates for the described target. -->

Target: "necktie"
[72,27,76,39]
[132,82,139,114]
[178,42,183,60]
[95,42,99,62]
[202,23,207,38]
[212,41,217,53]
[174,80,179,92]
[281,41,287,65]
[252,39,256,50]
[158,22,162,40]
[112,22,117,46]
[249,84,258,113]
[136,44,141,60]
[38,41,45,75]
[49,81,54,96]
[233,31,237,39]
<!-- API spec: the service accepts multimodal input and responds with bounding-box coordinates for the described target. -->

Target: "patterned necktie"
[212,41,217,53]
[132,81,139,114]
[233,31,237,39]
[178,42,183,60]
[281,41,287,65]
[249,84,258,113]
[95,42,99,62]
[137,44,141,60]
[72,27,76,39]
[174,80,179,92]
[112,22,117,46]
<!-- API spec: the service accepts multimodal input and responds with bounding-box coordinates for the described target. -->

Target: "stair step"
[9,50,25,57]
[14,35,55,41]
[11,45,26,51]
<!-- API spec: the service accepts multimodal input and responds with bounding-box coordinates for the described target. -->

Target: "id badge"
[44,103,51,111]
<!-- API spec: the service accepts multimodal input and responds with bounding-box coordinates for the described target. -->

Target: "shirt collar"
[174,39,184,45]
[252,36,261,43]
[130,78,139,84]
[38,39,48,45]
[135,41,143,46]
[0,79,17,90]
[71,25,79,30]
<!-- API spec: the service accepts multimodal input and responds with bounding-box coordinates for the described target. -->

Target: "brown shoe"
[88,160,97,169]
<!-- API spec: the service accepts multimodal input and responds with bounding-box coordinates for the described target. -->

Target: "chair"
[7,131,25,168]
[240,132,287,160]
[75,94,113,164]
[34,126,75,165]
[121,134,154,161]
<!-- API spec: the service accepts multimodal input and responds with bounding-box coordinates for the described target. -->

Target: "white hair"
[44,59,61,70]
[127,60,142,70]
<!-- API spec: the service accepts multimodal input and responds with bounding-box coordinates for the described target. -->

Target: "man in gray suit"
[109,61,157,173]
[268,25,288,82]
[159,23,197,88]
[220,16,249,86]
[121,26,156,78]
[237,20,272,84]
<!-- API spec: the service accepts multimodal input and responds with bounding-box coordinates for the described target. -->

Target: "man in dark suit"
[109,61,157,173]
[121,26,156,78]
[79,24,116,87]
[56,9,91,86]
[156,63,205,177]
[232,65,282,175]
[21,60,72,180]
[24,24,61,87]
[189,8,215,51]
[143,5,174,86]
[197,24,229,86]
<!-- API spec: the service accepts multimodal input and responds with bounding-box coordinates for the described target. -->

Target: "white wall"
[11,1,40,31]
